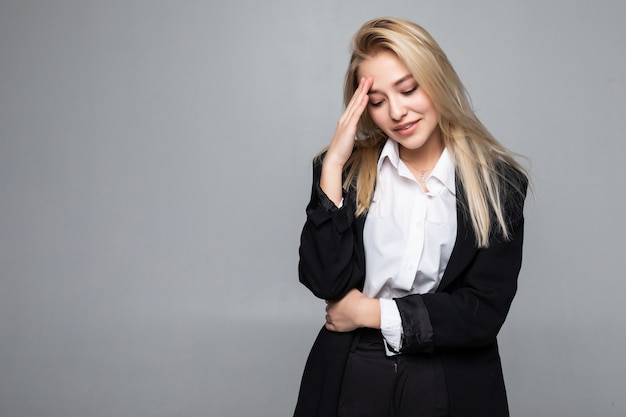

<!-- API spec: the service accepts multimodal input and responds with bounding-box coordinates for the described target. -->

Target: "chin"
[394,137,429,150]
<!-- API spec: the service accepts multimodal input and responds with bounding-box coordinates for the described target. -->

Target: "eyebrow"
[368,74,415,95]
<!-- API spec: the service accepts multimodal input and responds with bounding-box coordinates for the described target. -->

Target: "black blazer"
[294,157,528,417]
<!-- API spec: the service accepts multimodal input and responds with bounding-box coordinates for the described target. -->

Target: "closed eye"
[402,86,417,95]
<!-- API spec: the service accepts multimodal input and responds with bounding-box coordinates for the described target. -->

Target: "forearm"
[298,164,362,300]
[320,158,345,207]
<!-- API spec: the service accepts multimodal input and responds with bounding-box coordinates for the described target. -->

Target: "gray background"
[1,0,625,416]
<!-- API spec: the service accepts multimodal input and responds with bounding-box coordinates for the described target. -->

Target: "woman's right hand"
[320,77,372,204]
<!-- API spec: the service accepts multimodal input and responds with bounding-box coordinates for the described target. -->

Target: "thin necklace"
[400,158,434,183]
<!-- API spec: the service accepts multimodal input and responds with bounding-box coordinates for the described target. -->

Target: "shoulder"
[494,160,529,226]
[495,160,528,189]
[495,161,528,201]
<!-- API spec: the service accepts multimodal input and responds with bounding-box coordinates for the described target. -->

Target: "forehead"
[358,50,413,87]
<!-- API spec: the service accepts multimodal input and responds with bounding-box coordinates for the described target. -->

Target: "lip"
[393,120,419,135]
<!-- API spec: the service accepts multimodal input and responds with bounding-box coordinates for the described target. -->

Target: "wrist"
[358,297,381,329]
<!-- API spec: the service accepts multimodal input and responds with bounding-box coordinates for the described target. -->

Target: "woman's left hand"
[325,289,381,332]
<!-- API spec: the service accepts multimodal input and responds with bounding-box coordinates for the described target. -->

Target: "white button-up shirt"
[362,139,457,354]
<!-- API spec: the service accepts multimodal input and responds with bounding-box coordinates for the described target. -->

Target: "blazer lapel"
[436,184,478,291]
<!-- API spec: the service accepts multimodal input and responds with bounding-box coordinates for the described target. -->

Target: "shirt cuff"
[379,298,403,355]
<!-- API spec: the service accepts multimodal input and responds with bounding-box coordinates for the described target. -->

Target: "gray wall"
[1,1,625,416]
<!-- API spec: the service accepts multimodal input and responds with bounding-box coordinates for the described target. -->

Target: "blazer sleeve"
[396,169,528,354]
[298,158,365,301]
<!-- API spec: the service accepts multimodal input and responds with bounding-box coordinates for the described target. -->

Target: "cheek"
[414,91,435,112]
[368,108,387,128]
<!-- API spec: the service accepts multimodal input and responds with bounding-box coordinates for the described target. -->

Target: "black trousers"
[337,328,449,417]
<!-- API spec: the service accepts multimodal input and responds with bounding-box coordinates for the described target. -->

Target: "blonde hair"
[337,17,528,247]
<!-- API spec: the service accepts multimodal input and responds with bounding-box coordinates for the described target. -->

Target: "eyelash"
[369,86,418,107]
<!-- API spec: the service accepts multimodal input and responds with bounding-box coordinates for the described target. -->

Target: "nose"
[388,97,407,121]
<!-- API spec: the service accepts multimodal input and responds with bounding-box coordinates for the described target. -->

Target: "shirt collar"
[430,148,456,195]
[378,139,456,195]
[378,138,401,171]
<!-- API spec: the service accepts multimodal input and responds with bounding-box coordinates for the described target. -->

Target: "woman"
[294,17,529,417]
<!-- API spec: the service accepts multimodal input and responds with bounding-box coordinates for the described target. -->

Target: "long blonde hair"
[338,17,528,248]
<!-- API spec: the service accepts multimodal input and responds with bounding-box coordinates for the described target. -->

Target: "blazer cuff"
[306,183,354,234]
[395,294,435,354]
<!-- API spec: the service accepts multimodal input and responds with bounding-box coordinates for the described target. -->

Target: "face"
[359,50,441,156]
